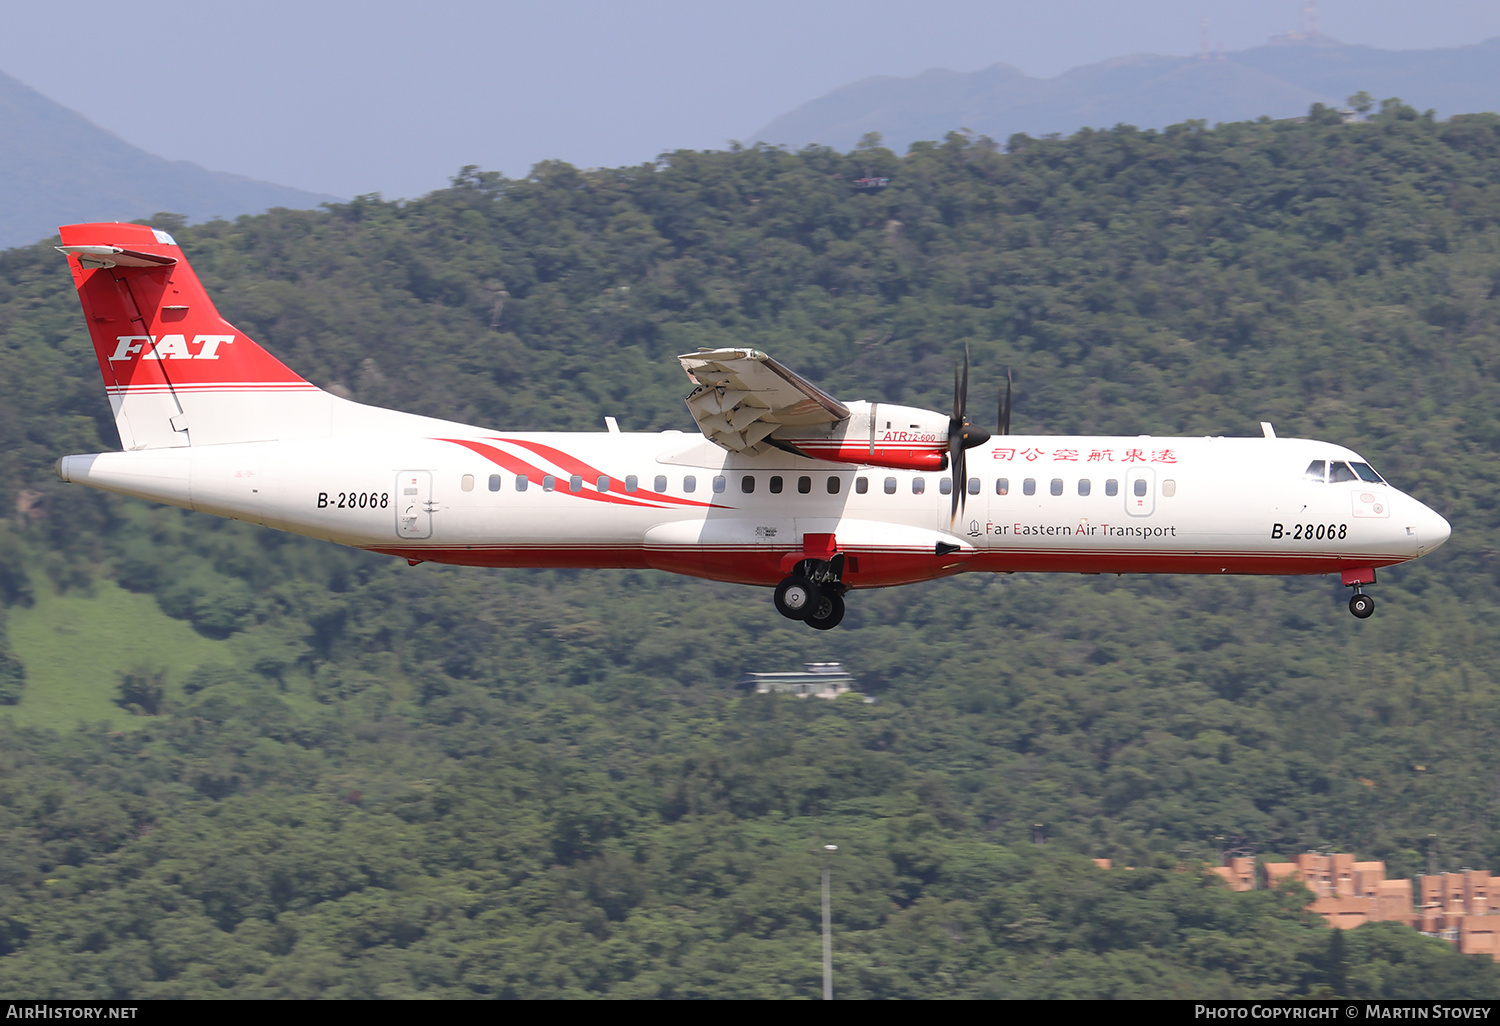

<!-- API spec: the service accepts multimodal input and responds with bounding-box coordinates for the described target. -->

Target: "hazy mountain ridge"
[754,36,1500,151]
[0,70,341,250]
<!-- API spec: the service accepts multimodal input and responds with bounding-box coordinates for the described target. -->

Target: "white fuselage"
[57,425,1451,590]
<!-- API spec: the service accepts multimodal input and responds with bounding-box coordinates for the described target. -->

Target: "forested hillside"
[2,100,1499,997]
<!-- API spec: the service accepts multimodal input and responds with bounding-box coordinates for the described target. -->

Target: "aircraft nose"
[1414,501,1451,554]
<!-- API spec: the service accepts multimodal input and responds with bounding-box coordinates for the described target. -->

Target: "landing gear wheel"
[774,576,817,620]
[1349,593,1375,619]
[806,591,845,631]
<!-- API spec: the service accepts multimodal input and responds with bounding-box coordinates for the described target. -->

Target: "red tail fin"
[58,222,321,448]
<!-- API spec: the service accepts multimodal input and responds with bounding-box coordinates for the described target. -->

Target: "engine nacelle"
[773,401,949,471]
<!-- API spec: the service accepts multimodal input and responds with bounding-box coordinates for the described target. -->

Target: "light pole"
[821,844,838,1000]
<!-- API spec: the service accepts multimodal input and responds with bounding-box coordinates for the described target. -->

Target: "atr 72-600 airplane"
[52,222,1450,630]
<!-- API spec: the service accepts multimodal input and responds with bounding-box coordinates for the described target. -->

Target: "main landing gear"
[775,554,848,631]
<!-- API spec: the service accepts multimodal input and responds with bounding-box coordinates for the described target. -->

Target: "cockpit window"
[1304,458,1385,484]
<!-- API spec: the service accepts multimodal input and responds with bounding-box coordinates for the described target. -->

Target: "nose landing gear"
[1343,567,1377,619]
[775,554,847,630]
[1348,590,1375,619]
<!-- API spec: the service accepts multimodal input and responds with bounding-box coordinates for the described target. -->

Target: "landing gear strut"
[775,554,848,630]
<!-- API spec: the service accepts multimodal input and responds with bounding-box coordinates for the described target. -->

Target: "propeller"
[948,345,991,522]
[999,368,1012,437]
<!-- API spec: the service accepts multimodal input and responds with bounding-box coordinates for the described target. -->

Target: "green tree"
[115,664,165,715]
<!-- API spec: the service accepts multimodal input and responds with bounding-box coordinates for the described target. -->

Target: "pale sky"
[3,1,1498,200]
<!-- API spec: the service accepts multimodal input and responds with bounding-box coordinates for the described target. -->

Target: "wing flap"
[679,348,850,452]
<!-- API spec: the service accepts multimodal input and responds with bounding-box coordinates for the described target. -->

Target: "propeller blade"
[948,344,983,523]
[959,344,970,418]
[1000,368,1012,436]
[950,433,964,521]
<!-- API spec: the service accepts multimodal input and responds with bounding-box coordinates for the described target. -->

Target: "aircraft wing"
[678,348,850,453]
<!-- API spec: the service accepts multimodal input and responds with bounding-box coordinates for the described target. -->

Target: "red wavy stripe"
[436,438,669,509]
[495,437,726,509]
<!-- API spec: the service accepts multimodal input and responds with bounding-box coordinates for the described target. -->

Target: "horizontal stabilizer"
[55,244,178,269]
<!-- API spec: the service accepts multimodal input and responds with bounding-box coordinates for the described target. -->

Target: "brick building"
[1207,854,1500,957]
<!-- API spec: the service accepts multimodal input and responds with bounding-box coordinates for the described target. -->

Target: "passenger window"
[713,475,726,493]
[461,474,475,492]
[1105,479,1118,496]
[683,475,696,493]
[596,475,610,492]
[884,477,897,494]
[913,478,925,494]
[827,477,840,494]
[855,477,869,494]
[1078,479,1090,496]
[1050,478,1063,496]
[653,475,667,493]
[967,478,979,495]
[996,478,1009,496]
[625,475,638,493]
[1304,460,1326,483]
[939,478,953,495]
[1133,478,1147,497]
[516,475,528,492]
[569,475,583,493]
[1023,479,1036,496]
[488,474,502,492]
[741,475,755,493]
[1329,462,1357,483]
[769,475,783,494]
[798,476,812,494]
[543,475,556,491]
[1162,479,1176,497]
